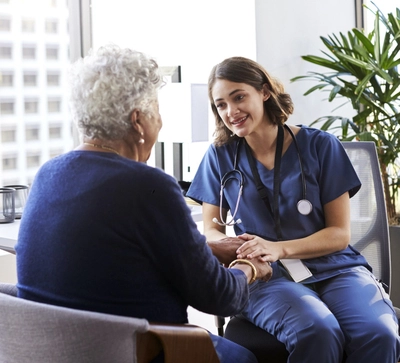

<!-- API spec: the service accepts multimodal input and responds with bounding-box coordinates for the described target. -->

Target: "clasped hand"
[208,234,275,282]
[236,233,281,262]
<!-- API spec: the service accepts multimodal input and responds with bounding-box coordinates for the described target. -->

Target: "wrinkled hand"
[248,257,273,283]
[207,237,245,266]
[236,233,283,263]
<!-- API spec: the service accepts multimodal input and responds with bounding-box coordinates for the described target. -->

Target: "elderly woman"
[15,45,272,363]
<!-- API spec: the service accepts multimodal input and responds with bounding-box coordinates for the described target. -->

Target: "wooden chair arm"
[137,323,220,363]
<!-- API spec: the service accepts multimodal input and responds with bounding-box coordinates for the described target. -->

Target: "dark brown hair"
[208,57,294,146]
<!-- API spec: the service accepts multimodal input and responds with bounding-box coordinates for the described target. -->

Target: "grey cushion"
[0,292,149,363]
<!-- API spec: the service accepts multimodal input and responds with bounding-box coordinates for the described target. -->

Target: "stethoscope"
[213,125,312,236]
[212,141,244,226]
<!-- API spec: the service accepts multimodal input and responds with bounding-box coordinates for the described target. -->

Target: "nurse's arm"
[237,192,351,261]
[202,202,244,266]
[202,202,227,240]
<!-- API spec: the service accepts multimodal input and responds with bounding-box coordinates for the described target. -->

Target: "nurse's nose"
[227,103,240,118]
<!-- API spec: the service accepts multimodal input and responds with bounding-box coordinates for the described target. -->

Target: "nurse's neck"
[246,123,279,155]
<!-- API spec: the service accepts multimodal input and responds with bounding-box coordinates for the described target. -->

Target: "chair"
[216,141,400,362]
[0,283,219,363]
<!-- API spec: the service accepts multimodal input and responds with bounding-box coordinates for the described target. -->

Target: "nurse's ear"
[262,84,270,102]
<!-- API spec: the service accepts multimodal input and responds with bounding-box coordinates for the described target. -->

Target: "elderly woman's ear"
[129,109,145,145]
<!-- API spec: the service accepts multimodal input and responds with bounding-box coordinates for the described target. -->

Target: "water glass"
[0,187,15,223]
[3,184,29,219]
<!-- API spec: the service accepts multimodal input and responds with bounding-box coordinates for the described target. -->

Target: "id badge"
[280,259,313,282]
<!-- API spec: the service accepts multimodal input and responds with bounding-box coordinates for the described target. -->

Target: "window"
[49,124,62,139]
[0,17,11,31]
[45,19,58,33]
[0,100,14,115]
[1,129,16,142]
[0,45,12,59]
[47,72,60,86]
[2,156,17,170]
[24,99,39,114]
[23,72,37,86]
[22,18,35,33]
[0,0,71,187]
[22,45,36,59]
[3,179,19,186]
[0,71,13,87]
[26,154,41,168]
[49,149,63,158]
[48,99,61,113]
[46,46,58,60]
[26,126,40,141]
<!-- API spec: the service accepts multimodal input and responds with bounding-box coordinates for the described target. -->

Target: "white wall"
[91,0,257,181]
[90,1,367,180]
[255,0,357,127]
[91,0,257,83]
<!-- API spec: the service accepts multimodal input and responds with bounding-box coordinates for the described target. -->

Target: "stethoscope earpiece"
[212,217,242,226]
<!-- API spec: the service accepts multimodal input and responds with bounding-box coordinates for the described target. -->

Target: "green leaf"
[353,28,374,54]
[335,52,373,70]
[374,13,381,63]
[301,55,344,72]
[328,85,342,101]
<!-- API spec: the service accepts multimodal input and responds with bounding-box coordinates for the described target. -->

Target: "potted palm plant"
[291,4,400,223]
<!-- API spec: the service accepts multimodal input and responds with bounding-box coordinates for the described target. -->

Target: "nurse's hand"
[207,237,246,266]
[236,233,282,263]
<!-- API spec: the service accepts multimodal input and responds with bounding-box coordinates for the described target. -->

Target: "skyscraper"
[0,0,72,186]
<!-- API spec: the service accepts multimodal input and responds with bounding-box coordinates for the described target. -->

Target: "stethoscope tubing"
[213,125,312,227]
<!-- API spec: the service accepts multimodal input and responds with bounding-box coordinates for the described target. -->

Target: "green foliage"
[291,4,400,219]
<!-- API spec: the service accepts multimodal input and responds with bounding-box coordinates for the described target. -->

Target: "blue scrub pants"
[210,333,257,363]
[241,266,400,363]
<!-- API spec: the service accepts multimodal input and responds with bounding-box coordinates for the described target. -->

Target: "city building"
[0,0,72,186]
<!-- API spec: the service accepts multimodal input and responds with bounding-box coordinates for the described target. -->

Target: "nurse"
[187,56,400,362]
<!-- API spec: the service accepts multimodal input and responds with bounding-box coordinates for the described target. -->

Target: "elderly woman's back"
[16,149,248,322]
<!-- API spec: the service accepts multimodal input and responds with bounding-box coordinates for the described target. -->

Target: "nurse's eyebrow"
[214,89,245,102]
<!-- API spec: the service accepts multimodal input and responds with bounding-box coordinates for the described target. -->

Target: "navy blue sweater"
[16,151,249,323]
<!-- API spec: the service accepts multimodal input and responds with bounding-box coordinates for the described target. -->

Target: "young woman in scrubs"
[187,56,400,363]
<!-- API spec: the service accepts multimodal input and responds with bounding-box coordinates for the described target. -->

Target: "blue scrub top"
[187,125,371,282]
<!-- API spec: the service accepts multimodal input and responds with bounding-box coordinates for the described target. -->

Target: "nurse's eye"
[215,102,226,109]
[235,94,245,102]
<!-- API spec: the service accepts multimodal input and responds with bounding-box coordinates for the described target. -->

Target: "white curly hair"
[68,44,163,140]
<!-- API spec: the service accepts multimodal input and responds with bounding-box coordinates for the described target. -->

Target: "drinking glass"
[0,187,15,223]
[3,184,29,219]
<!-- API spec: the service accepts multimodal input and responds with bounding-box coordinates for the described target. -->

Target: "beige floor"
[0,253,17,284]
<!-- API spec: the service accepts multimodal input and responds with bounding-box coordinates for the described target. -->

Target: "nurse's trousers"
[241,266,400,363]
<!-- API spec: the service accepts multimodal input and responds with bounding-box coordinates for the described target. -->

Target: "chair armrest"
[137,323,220,363]
[0,283,18,296]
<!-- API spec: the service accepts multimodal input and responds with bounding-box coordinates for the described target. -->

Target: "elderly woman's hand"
[229,257,273,284]
[249,257,273,282]
[206,237,246,266]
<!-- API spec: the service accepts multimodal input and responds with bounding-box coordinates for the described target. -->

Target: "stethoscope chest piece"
[297,199,312,215]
